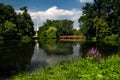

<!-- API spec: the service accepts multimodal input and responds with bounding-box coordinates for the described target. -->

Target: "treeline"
[79,0,120,40]
[0,3,35,40]
[38,19,75,38]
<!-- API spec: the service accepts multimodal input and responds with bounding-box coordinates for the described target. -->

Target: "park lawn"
[12,55,120,80]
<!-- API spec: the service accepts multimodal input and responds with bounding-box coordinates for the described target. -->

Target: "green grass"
[12,55,120,80]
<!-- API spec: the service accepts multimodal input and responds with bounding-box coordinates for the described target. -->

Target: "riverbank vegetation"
[78,0,120,40]
[12,55,120,80]
[0,1,120,80]
[0,3,35,41]
[38,19,75,39]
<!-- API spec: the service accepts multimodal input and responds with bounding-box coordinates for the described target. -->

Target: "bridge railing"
[60,36,85,40]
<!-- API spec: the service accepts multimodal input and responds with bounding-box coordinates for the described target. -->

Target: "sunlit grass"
[12,55,120,80]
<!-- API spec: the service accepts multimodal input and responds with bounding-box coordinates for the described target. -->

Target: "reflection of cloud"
[28,6,82,30]
[80,0,93,3]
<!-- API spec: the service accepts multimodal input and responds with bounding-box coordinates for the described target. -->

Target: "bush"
[104,34,119,41]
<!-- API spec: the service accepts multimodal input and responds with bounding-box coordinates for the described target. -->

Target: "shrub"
[104,34,119,41]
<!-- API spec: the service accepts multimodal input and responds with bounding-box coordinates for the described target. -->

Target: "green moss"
[12,55,120,80]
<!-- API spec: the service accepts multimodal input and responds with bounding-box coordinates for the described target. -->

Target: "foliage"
[104,34,119,41]
[72,29,82,35]
[38,39,73,55]
[38,19,74,39]
[39,26,57,39]
[79,0,120,40]
[0,3,35,40]
[12,55,120,80]
[78,3,96,39]
[3,21,17,39]
[21,36,31,43]
[16,7,35,38]
[93,16,109,40]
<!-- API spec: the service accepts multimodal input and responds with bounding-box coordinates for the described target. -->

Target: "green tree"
[45,27,57,38]
[56,20,73,38]
[0,3,35,40]
[3,21,17,39]
[20,6,27,12]
[0,3,16,24]
[16,6,35,39]
[38,19,74,39]
[78,3,95,39]
[0,3,17,39]
[93,16,109,40]
[79,0,120,40]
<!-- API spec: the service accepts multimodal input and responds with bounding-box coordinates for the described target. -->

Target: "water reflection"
[29,40,120,72]
[0,40,119,78]
[80,41,120,58]
[0,41,34,78]
[28,40,81,72]
[73,44,81,56]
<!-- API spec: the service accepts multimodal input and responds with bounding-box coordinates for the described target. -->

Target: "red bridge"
[60,36,85,41]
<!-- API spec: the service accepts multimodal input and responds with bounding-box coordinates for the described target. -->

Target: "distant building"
[34,24,39,37]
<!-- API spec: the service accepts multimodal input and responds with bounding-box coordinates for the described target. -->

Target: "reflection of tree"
[118,43,120,56]
[38,39,73,55]
[80,41,96,58]
[97,41,118,57]
[0,41,34,77]
[80,41,119,58]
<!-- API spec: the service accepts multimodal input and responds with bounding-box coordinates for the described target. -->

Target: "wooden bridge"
[59,36,85,41]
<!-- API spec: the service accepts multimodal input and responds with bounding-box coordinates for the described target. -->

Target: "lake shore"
[12,55,120,80]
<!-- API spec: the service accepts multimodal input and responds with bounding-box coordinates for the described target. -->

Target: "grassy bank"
[12,56,120,80]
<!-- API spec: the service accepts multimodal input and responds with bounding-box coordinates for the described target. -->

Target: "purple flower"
[89,47,96,54]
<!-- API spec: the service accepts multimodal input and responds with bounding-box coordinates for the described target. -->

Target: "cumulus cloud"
[80,0,93,3]
[28,6,82,31]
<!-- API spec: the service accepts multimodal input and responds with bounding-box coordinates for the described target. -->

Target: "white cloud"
[80,0,93,3]
[28,6,82,31]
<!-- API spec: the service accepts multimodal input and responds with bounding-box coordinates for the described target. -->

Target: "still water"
[0,40,120,78]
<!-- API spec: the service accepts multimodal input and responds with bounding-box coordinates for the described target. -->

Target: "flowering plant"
[88,47,102,60]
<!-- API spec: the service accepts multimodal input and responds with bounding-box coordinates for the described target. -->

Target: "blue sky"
[0,0,92,11]
[0,0,93,30]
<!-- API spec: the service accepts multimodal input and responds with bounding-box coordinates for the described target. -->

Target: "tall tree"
[16,6,35,38]
[38,19,74,38]
[0,3,35,40]
[78,3,96,38]
[79,0,120,40]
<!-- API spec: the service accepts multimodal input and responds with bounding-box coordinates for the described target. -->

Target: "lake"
[0,39,120,79]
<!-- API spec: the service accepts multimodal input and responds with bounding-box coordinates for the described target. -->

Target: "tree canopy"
[0,3,35,40]
[79,0,120,40]
[38,19,74,39]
